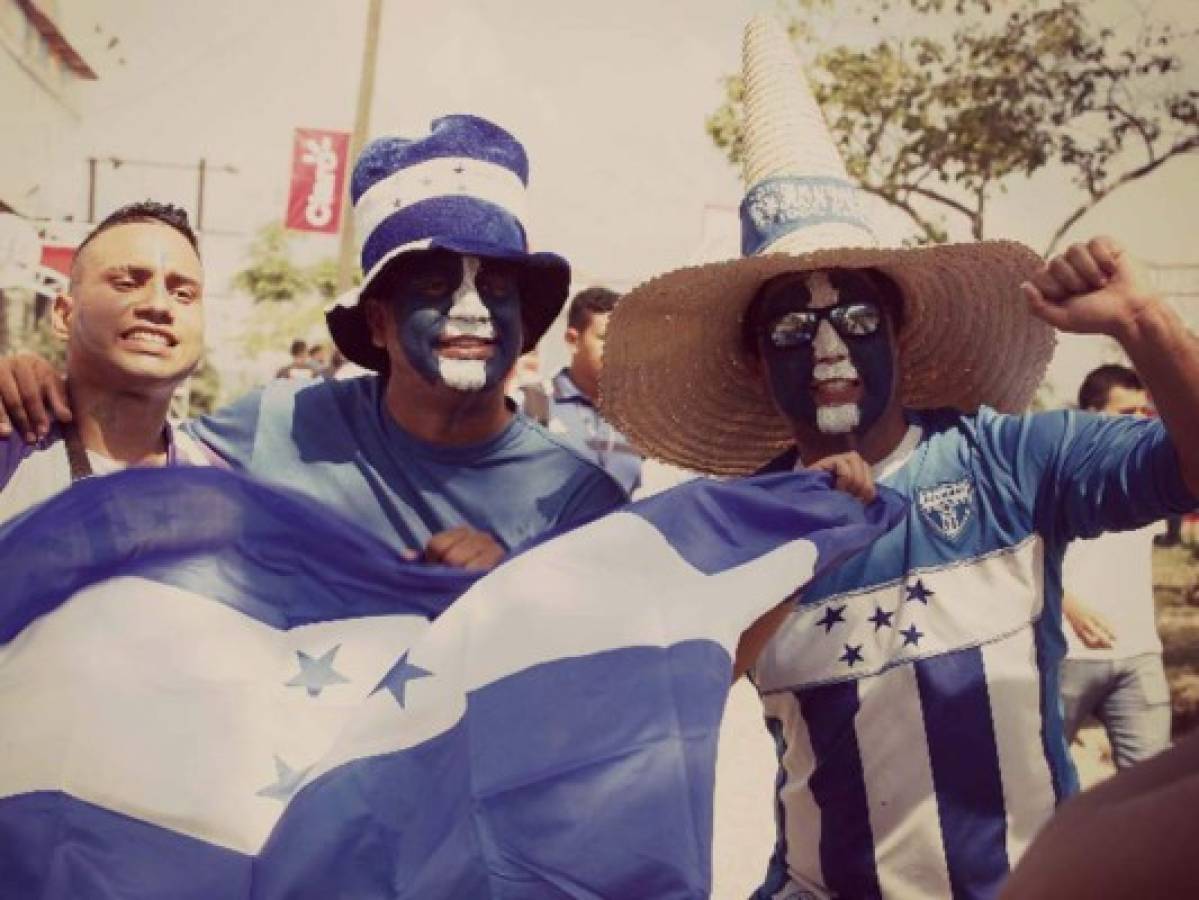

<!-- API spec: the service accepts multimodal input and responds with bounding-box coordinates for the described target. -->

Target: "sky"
[19,0,1199,392]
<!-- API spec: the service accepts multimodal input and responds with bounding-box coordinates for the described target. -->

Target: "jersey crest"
[917,478,975,540]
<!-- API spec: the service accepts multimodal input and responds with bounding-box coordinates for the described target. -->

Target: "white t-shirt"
[1063,524,1162,659]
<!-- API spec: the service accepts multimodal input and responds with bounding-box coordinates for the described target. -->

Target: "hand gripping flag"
[0,467,903,899]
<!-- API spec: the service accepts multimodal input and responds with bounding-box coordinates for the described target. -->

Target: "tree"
[707,0,1198,250]
[231,224,352,358]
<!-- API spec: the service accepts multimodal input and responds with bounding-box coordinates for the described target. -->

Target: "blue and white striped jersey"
[751,407,1196,900]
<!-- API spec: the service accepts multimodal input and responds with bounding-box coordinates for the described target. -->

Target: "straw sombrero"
[600,16,1055,477]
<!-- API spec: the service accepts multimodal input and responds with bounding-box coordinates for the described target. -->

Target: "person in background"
[1060,364,1172,769]
[308,342,332,378]
[547,287,642,496]
[276,338,317,380]
[0,201,212,523]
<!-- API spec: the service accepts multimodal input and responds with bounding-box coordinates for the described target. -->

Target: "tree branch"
[1045,134,1199,254]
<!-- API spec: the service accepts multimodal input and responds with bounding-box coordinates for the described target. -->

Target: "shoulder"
[509,415,626,492]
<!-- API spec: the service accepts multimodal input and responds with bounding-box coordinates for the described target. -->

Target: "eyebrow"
[103,264,202,287]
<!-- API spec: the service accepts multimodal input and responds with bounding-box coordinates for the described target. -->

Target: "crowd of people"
[0,14,1196,899]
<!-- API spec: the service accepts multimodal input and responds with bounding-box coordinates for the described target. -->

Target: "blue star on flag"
[814,604,847,633]
[868,607,894,630]
[839,644,864,667]
[285,645,350,698]
[371,651,433,709]
[901,624,924,647]
[905,579,935,605]
[256,755,311,801]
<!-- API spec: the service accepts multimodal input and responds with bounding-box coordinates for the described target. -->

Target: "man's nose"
[134,277,174,322]
[448,282,490,320]
[812,320,847,361]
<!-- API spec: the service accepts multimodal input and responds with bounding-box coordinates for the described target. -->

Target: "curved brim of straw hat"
[326,237,570,373]
[600,240,1056,477]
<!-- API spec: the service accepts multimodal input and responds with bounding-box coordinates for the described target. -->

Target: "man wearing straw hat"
[0,116,627,568]
[602,17,1199,899]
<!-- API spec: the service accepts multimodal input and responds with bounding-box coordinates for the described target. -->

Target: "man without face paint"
[0,202,214,524]
[0,116,626,568]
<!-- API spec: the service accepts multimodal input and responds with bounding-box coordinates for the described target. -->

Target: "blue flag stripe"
[914,648,1010,899]
[800,682,882,900]
[0,792,251,900]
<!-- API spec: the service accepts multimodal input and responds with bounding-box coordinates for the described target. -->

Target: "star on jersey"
[371,651,433,709]
[905,579,935,605]
[868,607,894,630]
[285,645,350,698]
[839,644,865,668]
[814,604,848,633]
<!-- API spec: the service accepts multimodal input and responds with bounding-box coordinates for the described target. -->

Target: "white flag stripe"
[0,577,426,854]
[764,693,828,899]
[354,155,529,253]
[754,536,1044,692]
[312,512,821,782]
[856,663,953,900]
[980,628,1057,867]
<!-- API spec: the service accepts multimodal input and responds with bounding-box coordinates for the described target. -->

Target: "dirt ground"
[709,544,1199,897]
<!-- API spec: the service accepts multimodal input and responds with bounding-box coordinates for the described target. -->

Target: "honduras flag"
[0,467,902,899]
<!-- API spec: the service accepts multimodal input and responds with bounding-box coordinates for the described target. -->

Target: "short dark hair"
[290,338,308,357]
[567,287,619,332]
[1078,364,1142,411]
[741,267,905,359]
[76,201,200,258]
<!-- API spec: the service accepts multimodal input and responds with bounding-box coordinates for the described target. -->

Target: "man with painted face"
[189,116,626,567]
[0,116,626,567]
[601,17,1199,899]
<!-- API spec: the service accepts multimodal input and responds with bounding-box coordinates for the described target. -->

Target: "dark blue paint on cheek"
[762,338,818,429]
[395,293,451,386]
[845,329,894,434]
[481,292,522,388]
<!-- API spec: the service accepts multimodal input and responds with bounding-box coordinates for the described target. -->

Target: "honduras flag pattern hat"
[327,114,571,372]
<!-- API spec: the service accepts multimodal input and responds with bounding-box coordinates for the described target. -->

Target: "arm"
[1062,592,1115,650]
[0,352,72,443]
[733,452,876,680]
[1024,236,1199,496]
[1000,730,1199,900]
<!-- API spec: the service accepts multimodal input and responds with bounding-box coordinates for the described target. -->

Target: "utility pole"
[335,0,384,292]
[87,157,97,222]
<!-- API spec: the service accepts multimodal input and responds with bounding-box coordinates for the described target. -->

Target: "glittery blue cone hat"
[601,16,1054,476]
[327,114,570,371]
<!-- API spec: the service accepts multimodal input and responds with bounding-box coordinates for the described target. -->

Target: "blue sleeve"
[553,468,628,531]
[183,388,267,471]
[981,407,1196,543]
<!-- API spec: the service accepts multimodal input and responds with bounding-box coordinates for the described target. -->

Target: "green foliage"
[230,223,356,359]
[186,356,221,417]
[707,0,1199,248]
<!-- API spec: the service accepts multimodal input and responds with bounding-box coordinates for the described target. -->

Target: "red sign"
[285,128,350,234]
[40,244,75,278]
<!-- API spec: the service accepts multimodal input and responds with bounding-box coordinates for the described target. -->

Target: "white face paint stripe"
[437,255,490,392]
[805,271,839,309]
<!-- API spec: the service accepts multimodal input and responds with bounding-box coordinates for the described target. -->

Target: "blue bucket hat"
[326,114,571,372]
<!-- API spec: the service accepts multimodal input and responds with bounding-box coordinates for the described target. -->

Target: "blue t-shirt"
[547,369,643,497]
[751,407,1196,900]
[186,376,626,555]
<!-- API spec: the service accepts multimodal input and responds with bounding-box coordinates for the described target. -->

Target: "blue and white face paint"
[750,268,896,439]
[388,249,523,393]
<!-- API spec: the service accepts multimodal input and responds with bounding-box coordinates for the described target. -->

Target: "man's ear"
[563,325,580,351]
[51,293,74,342]
[363,297,387,349]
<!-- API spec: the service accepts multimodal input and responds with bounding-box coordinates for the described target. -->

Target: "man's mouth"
[436,335,495,361]
[120,326,177,352]
[811,377,861,405]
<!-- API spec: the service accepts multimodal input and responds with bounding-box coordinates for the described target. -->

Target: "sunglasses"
[768,300,883,349]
